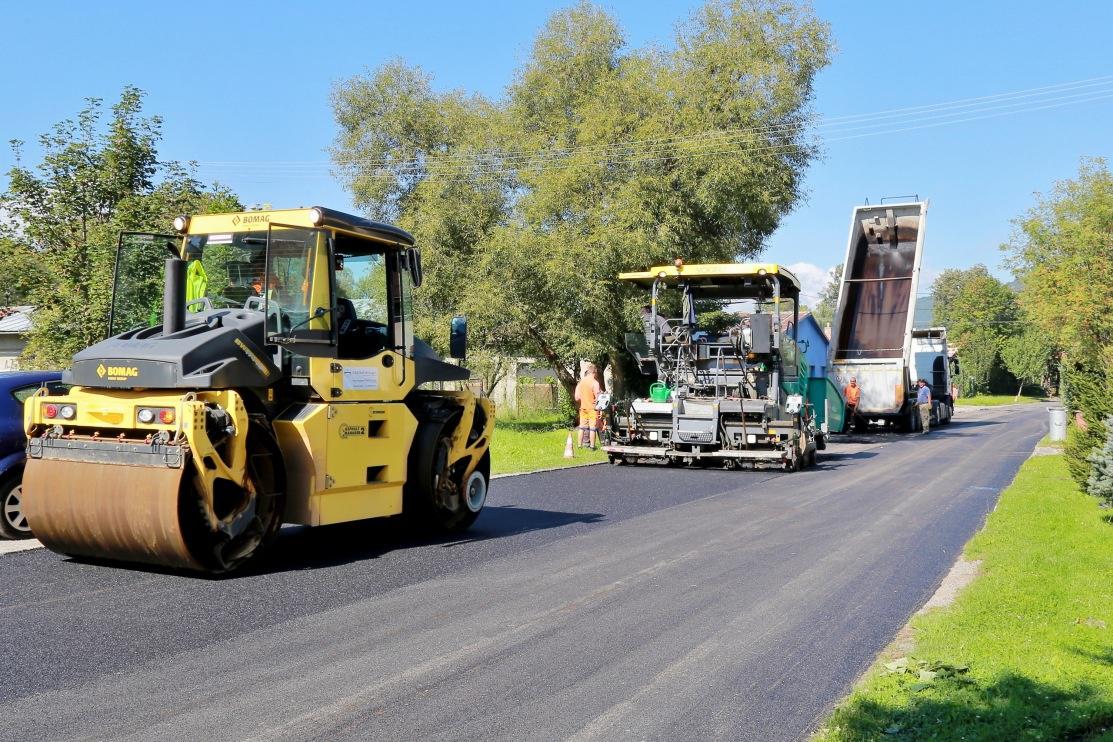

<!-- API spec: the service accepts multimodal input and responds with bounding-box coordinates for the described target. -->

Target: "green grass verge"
[489,413,607,476]
[955,394,1043,406]
[1037,434,1065,449]
[816,453,1113,741]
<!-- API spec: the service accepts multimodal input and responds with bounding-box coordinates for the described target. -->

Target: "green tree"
[1004,158,1113,371]
[1004,158,1113,489]
[812,262,842,328]
[2,87,240,367]
[999,326,1052,401]
[333,0,832,397]
[930,264,1018,394]
[0,237,50,306]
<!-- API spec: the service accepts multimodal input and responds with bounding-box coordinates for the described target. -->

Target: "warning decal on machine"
[342,366,380,390]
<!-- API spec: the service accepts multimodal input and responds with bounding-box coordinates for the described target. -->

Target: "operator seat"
[335,297,389,359]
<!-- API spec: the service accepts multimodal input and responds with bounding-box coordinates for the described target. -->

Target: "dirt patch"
[917,557,982,613]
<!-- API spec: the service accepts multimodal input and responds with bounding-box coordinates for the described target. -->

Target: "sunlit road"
[0,405,1045,741]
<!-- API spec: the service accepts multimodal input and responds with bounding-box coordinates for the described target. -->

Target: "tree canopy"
[1003,157,1113,488]
[1004,157,1113,372]
[332,0,832,395]
[1,87,240,367]
[930,264,1020,395]
[811,262,842,329]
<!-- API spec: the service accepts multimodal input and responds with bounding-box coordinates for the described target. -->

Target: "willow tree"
[333,0,832,396]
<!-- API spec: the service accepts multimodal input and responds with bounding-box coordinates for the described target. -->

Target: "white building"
[0,306,33,371]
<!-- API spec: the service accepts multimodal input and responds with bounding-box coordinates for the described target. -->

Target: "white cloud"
[786,261,836,309]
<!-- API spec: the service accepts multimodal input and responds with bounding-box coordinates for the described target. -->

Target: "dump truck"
[602,262,821,470]
[828,201,949,431]
[22,207,493,573]
[910,326,955,426]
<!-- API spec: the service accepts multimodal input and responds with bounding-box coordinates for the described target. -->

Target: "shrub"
[1087,414,1113,506]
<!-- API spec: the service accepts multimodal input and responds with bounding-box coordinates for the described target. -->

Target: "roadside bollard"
[1048,406,1067,442]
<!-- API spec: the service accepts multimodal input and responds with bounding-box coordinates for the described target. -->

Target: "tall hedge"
[1061,362,1113,488]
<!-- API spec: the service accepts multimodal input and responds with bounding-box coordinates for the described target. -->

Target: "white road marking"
[0,538,43,555]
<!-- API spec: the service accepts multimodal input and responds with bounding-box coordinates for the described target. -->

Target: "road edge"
[807,433,1054,740]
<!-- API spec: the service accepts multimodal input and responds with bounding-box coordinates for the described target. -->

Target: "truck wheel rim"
[464,471,487,513]
[4,484,30,533]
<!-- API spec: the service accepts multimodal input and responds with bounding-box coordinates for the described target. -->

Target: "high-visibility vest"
[185,260,209,308]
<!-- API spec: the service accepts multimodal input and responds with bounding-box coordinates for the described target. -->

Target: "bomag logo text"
[338,423,366,439]
[232,214,270,227]
[97,364,139,379]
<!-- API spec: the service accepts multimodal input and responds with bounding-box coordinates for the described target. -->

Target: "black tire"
[178,423,286,574]
[405,419,488,533]
[0,469,32,540]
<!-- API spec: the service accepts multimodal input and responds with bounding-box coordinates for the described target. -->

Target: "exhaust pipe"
[163,258,186,336]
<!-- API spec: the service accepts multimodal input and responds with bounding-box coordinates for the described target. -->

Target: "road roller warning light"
[23,206,494,574]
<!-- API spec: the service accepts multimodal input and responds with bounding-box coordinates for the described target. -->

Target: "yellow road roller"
[23,207,493,573]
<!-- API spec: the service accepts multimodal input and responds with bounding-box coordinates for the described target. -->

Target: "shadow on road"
[256,505,606,575]
[816,450,879,469]
[63,505,605,579]
[947,419,1005,428]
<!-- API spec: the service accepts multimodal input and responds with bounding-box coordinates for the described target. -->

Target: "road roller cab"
[23,207,493,573]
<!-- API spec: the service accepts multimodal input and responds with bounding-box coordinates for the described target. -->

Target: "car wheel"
[0,470,33,540]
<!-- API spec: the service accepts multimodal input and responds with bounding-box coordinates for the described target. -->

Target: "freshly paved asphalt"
[0,405,1046,741]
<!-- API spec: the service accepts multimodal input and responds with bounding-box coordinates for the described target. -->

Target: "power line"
[191,74,1113,182]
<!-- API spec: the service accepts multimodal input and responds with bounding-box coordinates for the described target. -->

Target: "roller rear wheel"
[406,419,489,533]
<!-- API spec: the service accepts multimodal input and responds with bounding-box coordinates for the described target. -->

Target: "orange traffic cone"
[563,431,575,458]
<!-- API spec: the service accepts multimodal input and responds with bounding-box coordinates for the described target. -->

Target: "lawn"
[489,413,608,476]
[815,453,1113,741]
[955,393,1044,406]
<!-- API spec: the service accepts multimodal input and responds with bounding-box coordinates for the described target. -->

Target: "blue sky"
[2,1,1111,305]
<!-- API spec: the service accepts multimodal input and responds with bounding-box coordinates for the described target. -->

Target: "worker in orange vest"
[574,363,602,449]
[843,376,861,426]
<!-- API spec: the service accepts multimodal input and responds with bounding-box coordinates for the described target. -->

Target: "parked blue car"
[1,371,66,539]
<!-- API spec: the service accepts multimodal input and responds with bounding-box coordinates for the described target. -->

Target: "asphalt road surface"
[0,404,1046,741]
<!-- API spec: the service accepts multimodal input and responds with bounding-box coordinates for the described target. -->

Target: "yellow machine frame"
[26,207,493,536]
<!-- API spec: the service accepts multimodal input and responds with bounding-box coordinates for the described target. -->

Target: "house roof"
[0,306,33,334]
[779,311,827,343]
